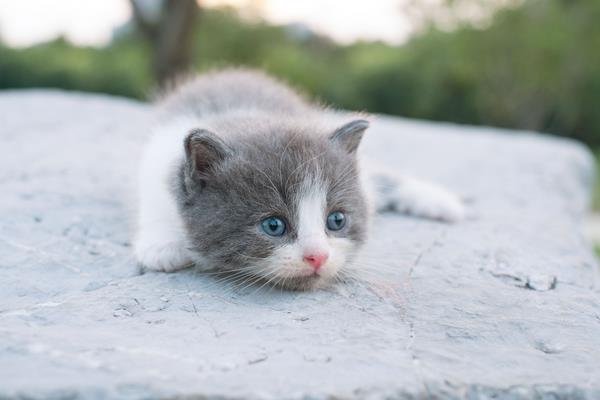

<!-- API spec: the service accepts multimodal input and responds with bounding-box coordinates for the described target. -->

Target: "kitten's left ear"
[184,129,232,180]
[329,119,369,154]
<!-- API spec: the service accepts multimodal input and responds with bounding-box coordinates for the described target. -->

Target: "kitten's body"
[135,69,464,290]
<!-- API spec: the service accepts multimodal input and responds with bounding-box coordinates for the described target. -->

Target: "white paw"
[134,240,195,272]
[402,186,465,223]
[376,177,465,223]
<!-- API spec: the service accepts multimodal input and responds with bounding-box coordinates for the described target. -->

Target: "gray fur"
[159,69,313,120]
[163,69,369,290]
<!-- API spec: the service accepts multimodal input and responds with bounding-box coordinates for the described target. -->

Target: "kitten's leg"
[363,166,465,222]
[134,160,195,272]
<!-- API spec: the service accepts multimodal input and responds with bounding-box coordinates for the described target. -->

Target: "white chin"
[270,273,329,291]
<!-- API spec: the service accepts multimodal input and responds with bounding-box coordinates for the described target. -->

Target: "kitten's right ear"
[330,119,369,154]
[184,129,232,180]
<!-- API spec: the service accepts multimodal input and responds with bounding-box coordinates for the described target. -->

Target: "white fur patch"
[296,185,328,253]
[134,117,199,272]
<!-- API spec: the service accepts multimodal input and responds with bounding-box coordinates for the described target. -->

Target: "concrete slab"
[0,91,599,399]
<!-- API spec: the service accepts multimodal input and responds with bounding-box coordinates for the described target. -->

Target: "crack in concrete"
[185,286,224,339]
[405,227,447,398]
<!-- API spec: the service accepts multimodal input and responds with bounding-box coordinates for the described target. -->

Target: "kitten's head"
[176,119,369,290]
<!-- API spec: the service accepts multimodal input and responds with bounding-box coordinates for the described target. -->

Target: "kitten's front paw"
[375,176,465,223]
[135,241,195,272]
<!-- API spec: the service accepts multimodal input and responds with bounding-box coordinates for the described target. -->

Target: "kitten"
[134,69,464,290]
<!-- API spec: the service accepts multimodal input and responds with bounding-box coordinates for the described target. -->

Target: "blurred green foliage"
[0,38,152,98]
[1,0,599,147]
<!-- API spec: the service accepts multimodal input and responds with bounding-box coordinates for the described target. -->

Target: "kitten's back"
[158,69,312,119]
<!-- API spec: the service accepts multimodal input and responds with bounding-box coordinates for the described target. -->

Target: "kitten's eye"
[326,211,346,231]
[261,216,286,237]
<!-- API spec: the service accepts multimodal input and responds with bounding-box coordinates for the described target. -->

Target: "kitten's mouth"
[295,269,320,278]
[216,262,331,291]
[270,273,325,291]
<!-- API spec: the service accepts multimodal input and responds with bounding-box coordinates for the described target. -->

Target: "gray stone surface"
[1,90,599,400]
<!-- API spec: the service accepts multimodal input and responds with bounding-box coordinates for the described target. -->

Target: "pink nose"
[303,252,329,270]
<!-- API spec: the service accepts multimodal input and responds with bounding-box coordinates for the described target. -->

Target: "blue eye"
[261,217,286,236]
[327,211,346,231]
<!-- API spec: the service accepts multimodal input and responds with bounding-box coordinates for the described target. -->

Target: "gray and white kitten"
[134,69,464,290]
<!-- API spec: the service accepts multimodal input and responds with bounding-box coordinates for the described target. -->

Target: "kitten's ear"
[184,129,232,179]
[329,119,369,154]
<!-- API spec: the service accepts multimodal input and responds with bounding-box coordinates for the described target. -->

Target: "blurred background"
[1,0,599,207]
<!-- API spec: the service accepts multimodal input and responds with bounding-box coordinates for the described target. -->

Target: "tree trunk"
[129,0,199,88]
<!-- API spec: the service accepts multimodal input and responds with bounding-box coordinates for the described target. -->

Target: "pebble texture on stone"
[1,91,599,400]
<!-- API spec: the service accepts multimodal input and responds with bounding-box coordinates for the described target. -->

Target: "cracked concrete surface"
[1,91,599,399]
